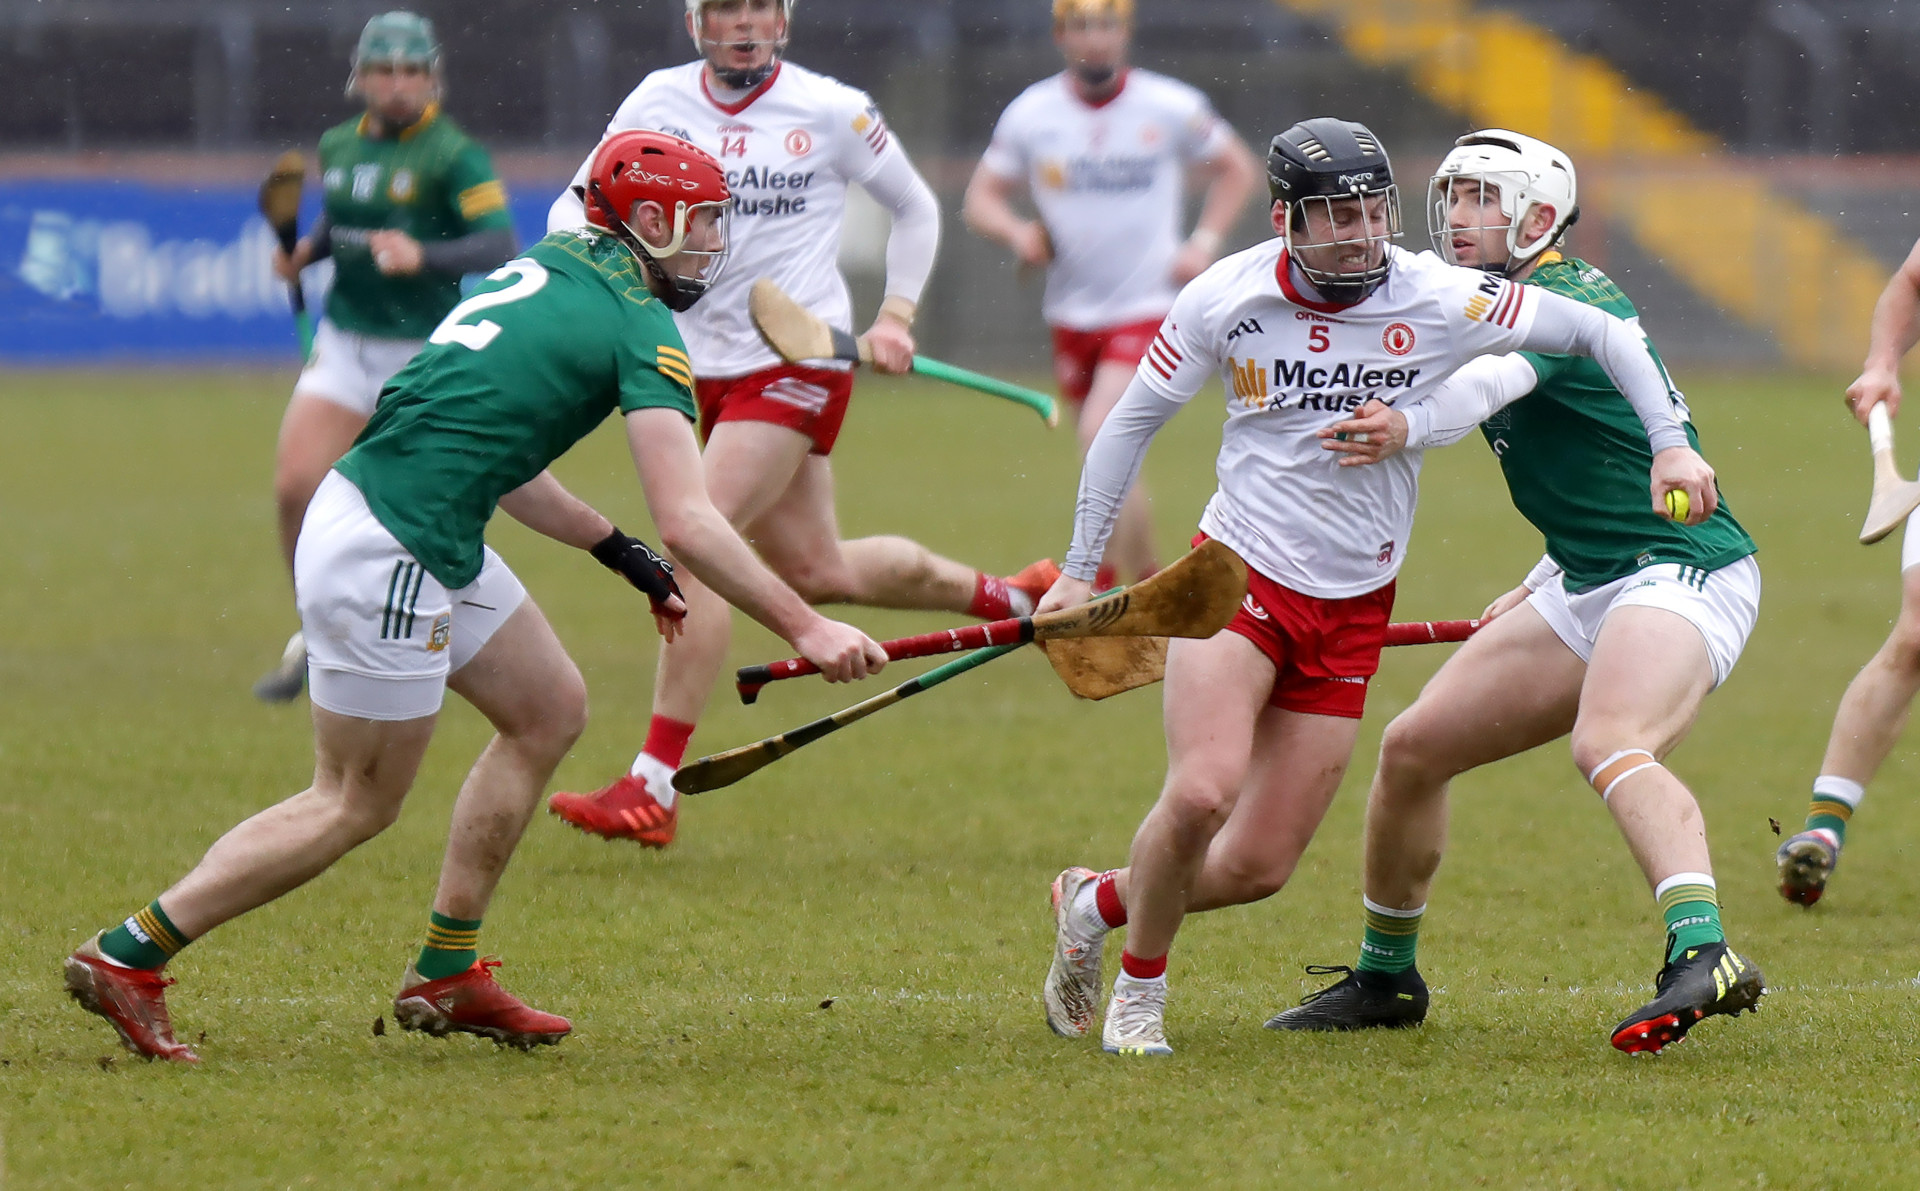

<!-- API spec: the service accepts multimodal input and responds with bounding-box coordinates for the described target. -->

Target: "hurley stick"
[735,540,1248,702]
[1041,617,1485,701]
[258,150,313,356]
[1860,403,1920,544]
[749,279,1058,427]
[676,643,1020,794]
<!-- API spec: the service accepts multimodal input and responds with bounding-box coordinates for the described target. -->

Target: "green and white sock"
[1806,775,1862,848]
[1356,896,1424,975]
[1655,872,1723,963]
[97,899,191,970]
[415,911,481,981]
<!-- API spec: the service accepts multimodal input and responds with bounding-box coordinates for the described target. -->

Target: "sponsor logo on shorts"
[1377,540,1395,566]
[427,612,452,653]
[1242,594,1269,620]
[1331,675,1368,685]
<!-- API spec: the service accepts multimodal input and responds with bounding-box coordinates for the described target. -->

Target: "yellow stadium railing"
[1276,0,1886,369]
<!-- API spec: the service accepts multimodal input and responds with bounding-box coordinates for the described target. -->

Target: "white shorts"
[1527,554,1761,688]
[1900,505,1920,571]
[293,318,424,418]
[295,471,527,720]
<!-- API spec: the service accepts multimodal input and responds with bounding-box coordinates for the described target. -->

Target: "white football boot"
[1101,973,1173,1057]
[1044,867,1106,1036]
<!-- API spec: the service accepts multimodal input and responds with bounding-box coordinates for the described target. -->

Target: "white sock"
[1069,882,1108,936]
[1812,775,1865,809]
[629,751,678,809]
[1114,971,1166,993]
[1008,588,1037,617]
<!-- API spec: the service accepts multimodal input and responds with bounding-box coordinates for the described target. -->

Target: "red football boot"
[63,933,200,1063]
[1008,558,1062,606]
[394,958,571,1050]
[548,754,677,847]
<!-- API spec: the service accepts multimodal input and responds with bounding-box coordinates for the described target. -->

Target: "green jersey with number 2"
[333,229,698,589]
[1481,253,1755,591]
[317,104,514,339]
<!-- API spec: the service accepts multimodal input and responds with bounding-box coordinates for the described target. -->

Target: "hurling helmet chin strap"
[587,181,709,314]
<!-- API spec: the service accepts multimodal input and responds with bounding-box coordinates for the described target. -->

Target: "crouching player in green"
[63,131,886,1062]
[1273,130,1765,1054]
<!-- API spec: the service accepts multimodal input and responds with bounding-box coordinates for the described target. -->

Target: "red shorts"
[696,364,855,456]
[1221,560,1396,720]
[1049,317,1164,403]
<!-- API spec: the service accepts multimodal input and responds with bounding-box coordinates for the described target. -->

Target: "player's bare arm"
[961,166,1053,267]
[624,407,884,682]
[1173,133,1260,284]
[1845,233,1920,423]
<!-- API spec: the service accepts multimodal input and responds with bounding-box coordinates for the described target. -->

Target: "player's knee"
[1880,614,1920,677]
[1214,848,1295,904]
[517,668,589,761]
[329,781,406,845]
[1377,712,1456,792]
[780,557,859,604]
[1161,771,1238,831]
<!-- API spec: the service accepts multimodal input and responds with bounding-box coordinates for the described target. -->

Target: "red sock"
[1094,869,1128,928]
[1120,950,1167,980]
[1094,564,1117,592]
[642,715,696,769]
[967,572,1013,620]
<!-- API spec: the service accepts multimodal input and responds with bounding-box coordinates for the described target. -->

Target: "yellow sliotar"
[1665,489,1689,521]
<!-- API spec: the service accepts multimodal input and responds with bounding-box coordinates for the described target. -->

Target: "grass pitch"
[2,366,1919,1189]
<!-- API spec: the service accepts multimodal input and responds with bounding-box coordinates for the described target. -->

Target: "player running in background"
[63,132,886,1063]
[962,0,1261,589]
[1267,130,1764,1055]
[253,11,518,703]
[1776,234,1920,906]
[1035,119,1715,1057]
[544,0,1055,848]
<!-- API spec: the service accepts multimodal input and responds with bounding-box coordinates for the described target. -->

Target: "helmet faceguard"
[347,11,441,103]
[685,0,793,90]
[1268,118,1400,304]
[584,131,734,313]
[1428,129,1579,277]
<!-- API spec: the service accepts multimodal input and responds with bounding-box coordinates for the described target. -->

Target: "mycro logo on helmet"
[624,163,702,191]
[1338,172,1376,185]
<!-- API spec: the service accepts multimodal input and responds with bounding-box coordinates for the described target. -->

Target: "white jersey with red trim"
[561,61,905,379]
[978,69,1233,331]
[1141,241,1539,598]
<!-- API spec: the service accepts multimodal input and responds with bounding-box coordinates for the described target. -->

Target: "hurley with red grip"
[735,540,1249,704]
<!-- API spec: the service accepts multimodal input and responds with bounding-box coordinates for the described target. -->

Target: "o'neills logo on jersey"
[1464,273,1524,328]
[1382,322,1415,356]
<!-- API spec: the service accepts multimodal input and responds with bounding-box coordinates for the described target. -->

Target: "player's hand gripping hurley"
[258,150,314,356]
[1860,403,1920,543]
[734,539,1248,701]
[749,279,1059,427]
[678,542,1248,794]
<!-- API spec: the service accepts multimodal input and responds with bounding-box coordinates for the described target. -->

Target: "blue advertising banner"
[0,180,558,363]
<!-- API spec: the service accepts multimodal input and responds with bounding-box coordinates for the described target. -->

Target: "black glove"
[590,528,684,620]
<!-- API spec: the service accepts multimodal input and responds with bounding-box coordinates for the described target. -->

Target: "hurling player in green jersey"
[1273,131,1765,1055]
[62,131,885,1063]
[1776,234,1920,908]
[254,11,518,703]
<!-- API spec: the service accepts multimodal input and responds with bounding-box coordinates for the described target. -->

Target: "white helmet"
[1428,129,1578,275]
[686,0,794,89]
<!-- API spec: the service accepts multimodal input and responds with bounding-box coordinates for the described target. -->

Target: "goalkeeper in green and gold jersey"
[1268,130,1766,1056]
[255,11,518,702]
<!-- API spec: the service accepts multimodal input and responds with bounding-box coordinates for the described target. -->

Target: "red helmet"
[584,130,732,312]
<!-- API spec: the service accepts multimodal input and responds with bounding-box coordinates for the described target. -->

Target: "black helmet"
[1267,117,1400,302]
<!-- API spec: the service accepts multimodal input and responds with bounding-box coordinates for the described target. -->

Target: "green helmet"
[350,11,440,82]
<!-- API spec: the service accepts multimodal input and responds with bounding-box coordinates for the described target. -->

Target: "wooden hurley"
[734,540,1248,702]
[748,278,1058,427]
[1860,404,1920,544]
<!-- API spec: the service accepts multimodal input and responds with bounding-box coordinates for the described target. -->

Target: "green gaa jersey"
[333,229,698,589]
[317,103,514,339]
[1482,252,1755,590]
